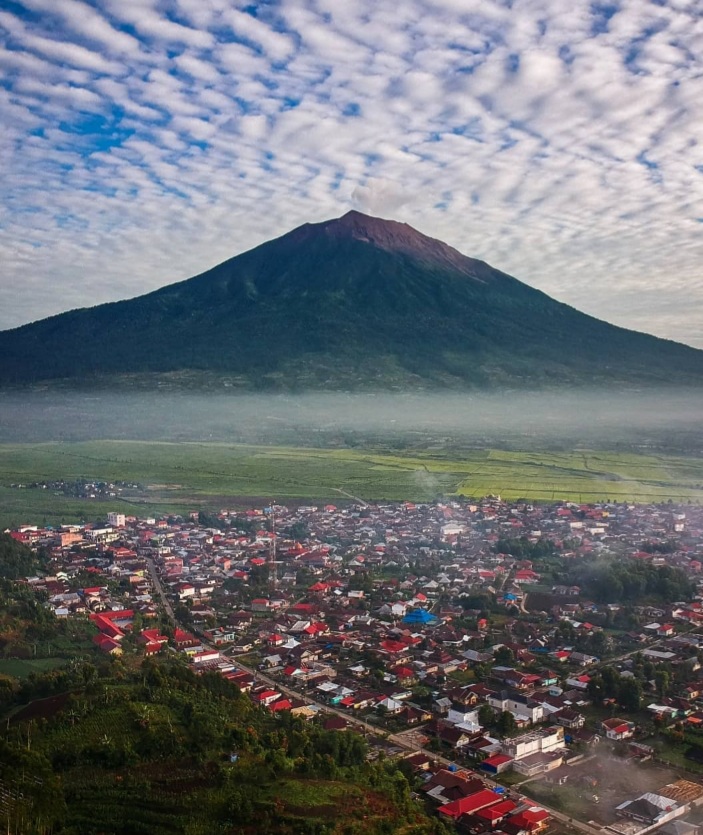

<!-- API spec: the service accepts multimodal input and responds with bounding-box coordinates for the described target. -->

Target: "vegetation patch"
[0,441,702,526]
[0,659,445,834]
[0,657,66,679]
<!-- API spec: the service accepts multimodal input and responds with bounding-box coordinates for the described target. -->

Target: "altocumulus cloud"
[0,0,702,347]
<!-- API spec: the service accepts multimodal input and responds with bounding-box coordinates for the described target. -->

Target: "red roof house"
[475,799,517,822]
[438,789,502,819]
[509,808,550,832]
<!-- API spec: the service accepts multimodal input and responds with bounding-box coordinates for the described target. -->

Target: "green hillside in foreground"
[1,658,445,835]
[1,440,702,527]
[1,211,703,390]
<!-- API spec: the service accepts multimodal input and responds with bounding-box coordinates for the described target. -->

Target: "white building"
[85,527,120,543]
[488,693,545,724]
[447,709,481,732]
[501,726,565,761]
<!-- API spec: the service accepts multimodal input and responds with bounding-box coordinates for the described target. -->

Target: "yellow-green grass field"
[1,441,702,526]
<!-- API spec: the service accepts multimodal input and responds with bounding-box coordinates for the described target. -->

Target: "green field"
[0,657,67,679]
[1,440,703,525]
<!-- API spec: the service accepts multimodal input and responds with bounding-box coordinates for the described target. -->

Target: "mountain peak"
[334,208,405,233]
[323,209,414,244]
[288,209,480,277]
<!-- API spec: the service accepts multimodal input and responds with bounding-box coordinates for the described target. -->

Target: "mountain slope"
[1,210,702,389]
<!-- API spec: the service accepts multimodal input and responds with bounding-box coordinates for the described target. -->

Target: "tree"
[286,520,309,540]
[601,666,620,699]
[589,631,608,657]
[493,646,514,666]
[0,740,66,830]
[174,603,194,626]
[478,704,494,728]
[497,711,517,737]
[0,534,46,579]
[473,663,491,682]
[572,558,693,605]
[655,670,671,700]
[198,510,221,528]
[587,675,604,702]
[618,677,643,712]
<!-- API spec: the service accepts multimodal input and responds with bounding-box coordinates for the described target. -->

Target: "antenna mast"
[269,506,277,596]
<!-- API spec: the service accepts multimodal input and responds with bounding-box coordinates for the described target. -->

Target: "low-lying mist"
[2,389,702,454]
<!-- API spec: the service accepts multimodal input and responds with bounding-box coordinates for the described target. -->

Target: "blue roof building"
[402,608,437,625]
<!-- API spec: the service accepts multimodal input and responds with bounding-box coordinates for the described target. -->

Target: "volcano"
[1,210,702,390]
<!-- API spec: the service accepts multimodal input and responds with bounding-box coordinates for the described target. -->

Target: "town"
[8,495,703,835]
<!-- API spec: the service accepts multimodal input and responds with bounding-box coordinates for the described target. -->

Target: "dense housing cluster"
[8,497,703,832]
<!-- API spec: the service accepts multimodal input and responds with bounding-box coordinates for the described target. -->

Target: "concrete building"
[501,726,565,761]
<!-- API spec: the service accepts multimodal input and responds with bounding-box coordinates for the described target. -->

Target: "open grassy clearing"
[0,657,67,679]
[0,440,702,525]
[261,778,353,814]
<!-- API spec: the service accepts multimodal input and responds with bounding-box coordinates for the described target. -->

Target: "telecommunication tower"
[268,506,277,594]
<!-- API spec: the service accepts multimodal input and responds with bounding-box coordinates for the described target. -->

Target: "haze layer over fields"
[1,389,702,526]
[1,390,702,451]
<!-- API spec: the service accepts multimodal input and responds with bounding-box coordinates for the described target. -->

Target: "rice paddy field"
[1,440,703,526]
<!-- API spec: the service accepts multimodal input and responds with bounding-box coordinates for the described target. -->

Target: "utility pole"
[268,505,277,596]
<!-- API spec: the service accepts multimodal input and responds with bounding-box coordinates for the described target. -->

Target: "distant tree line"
[571,558,693,604]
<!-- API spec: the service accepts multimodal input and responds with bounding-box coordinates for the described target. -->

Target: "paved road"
[145,557,176,624]
[496,567,529,613]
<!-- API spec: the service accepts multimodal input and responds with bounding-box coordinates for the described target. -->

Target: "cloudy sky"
[1,0,702,347]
